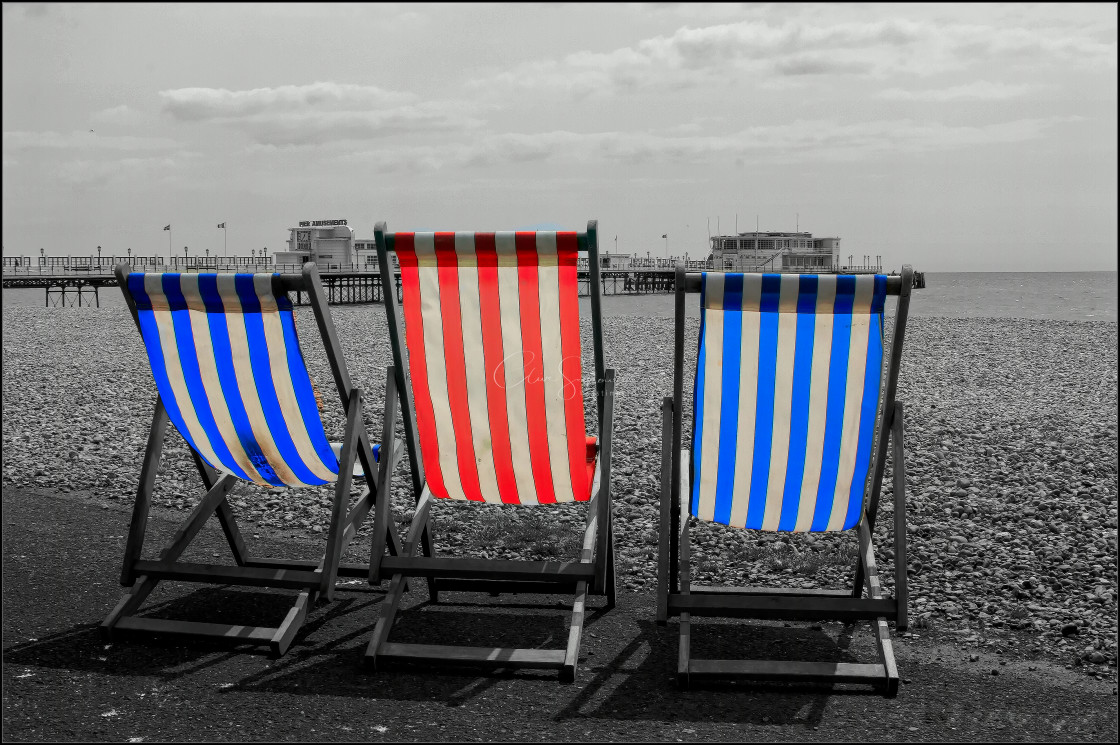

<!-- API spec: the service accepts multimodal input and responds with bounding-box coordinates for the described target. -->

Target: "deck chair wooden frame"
[657,266,913,695]
[101,263,404,656]
[365,220,616,682]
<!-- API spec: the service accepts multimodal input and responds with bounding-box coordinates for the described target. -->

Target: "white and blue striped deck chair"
[101,262,404,656]
[657,266,914,695]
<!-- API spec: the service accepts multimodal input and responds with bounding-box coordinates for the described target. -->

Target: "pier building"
[708,231,843,272]
[275,218,396,272]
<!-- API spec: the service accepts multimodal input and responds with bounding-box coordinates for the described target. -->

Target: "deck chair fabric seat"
[691,272,886,532]
[365,222,616,682]
[125,272,341,488]
[658,267,914,696]
[101,264,404,657]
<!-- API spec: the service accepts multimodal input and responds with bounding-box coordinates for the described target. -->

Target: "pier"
[2,256,924,307]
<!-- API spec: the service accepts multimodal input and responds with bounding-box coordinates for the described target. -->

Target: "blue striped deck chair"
[657,266,914,695]
[101,263,404,656]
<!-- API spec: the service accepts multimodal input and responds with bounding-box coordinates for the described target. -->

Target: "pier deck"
[2,264,923,307]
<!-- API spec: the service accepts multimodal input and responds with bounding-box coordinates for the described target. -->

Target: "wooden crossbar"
[428,579,589,594]
[680,272,907,295]
[687,658,890,685]
[689,586,855,597]
[668,594,897,620]
[378,643,567,669]
[243,559,370,577]
[129,560,322,589]
[113,616,279,642]
[377,556,597,582]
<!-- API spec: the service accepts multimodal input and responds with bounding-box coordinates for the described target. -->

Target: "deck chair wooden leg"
[369,367,401,585]
[419,522,439,603]
[101,575,160,638]
[105,466,352,656]
[365,573,408,670]
[365,492,431,670]
[106,454,235,638]
[102,472,239,640]
[874,617,899,697]
[561,580,589,683]
[860,519,900,695]
[213,501,251,566]
[892,402,908,631]
[604,520,616,608]
[853,399,909,607]
[594,369,616,600]
[120,398,170,586]
[676,464,693,688]
[656,397,674,624]
[319,389,363,601]
[184,450,252,568]
[678,612,692,689]
[558,484,605,681]
[270,590,314,657]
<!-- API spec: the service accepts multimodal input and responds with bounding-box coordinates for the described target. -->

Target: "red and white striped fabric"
[394,231,595,504]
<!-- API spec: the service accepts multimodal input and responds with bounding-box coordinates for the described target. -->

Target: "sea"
[1,272,1116,323]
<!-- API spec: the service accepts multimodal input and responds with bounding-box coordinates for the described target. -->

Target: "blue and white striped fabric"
[691,273,887,532]
[128,272,343,489]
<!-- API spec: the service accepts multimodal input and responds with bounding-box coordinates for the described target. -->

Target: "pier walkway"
[1,260,922,307]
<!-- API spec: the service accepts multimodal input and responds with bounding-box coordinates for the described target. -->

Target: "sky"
[2,2,1117,271]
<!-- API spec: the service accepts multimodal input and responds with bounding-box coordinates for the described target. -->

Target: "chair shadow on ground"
[3,584,387,682]
[231,585,889,729]
[554,617,890,728]
[6,583,892,729]
[233,589,617,703]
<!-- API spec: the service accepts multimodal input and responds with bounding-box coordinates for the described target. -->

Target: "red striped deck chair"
[101,263,404,656]
[365,220,616,682]
[657,266,914,695]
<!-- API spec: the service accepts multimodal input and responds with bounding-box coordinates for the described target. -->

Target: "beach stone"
[5,299,1119,679]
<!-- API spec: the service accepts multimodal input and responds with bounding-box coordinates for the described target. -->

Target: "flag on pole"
[661,234,667,238]
[217,222,225,229]
[163,225,170,230]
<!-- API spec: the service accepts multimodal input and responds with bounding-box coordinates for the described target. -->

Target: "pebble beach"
[2,298,1116,681]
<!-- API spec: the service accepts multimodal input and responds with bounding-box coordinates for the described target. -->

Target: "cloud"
[159,82,483,145]
[351,116,1076,172]
[2,130,181,152]
[471,16,1116,96]
[876,81,1035,102]
[91,105,149,126]
[4,2,53,19]
[774,54,874,76]
[47,152,199,188]
[160,82,416,120]
[245,107,484,146]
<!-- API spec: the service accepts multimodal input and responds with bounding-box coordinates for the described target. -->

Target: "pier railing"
[2,256,924,307]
